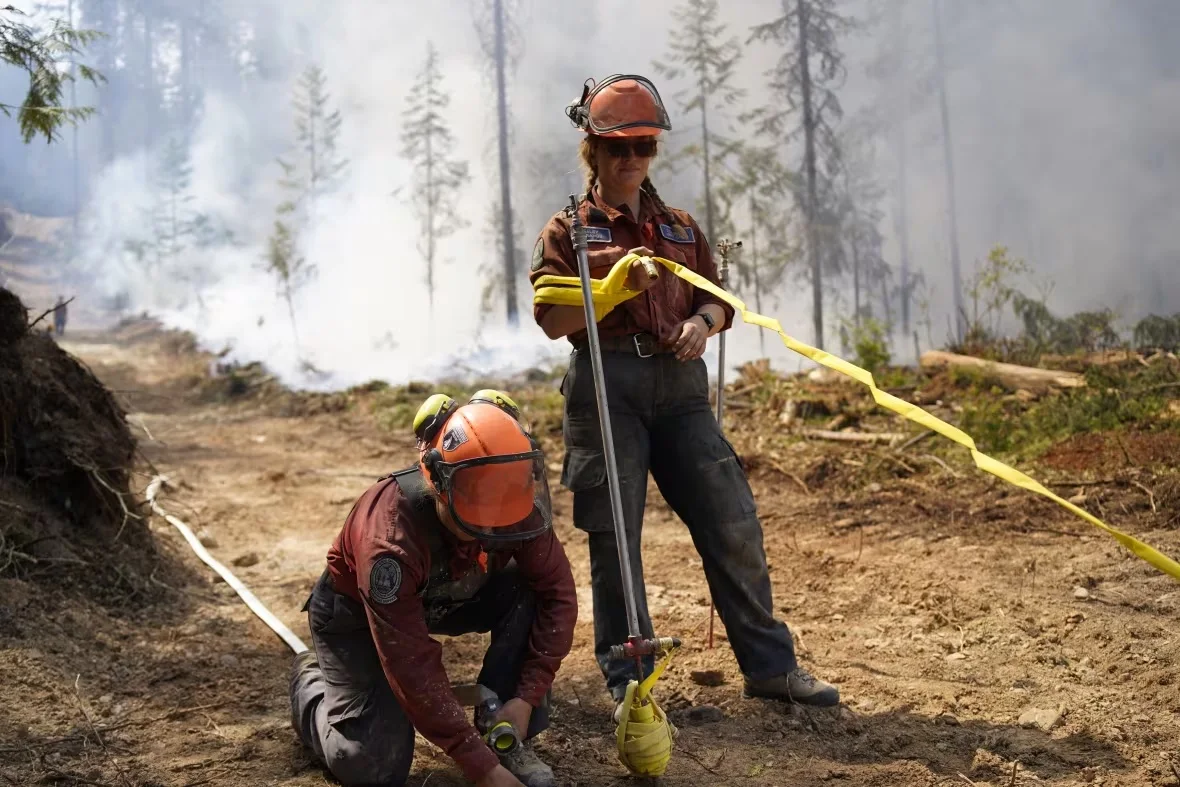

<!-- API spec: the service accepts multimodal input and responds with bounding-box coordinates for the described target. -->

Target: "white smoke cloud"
[16,0,1179,388]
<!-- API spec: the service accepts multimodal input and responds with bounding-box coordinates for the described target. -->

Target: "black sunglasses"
[603,139,658,159]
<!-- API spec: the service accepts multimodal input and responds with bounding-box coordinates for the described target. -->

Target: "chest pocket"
[587,243,626,276]
[652,224,697,315]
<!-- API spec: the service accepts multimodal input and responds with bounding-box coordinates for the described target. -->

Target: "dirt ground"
[3,316,1180,787]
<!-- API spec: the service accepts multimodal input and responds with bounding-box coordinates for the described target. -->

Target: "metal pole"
[714,240,739,424]
[568,196,642,642]
[708,238,740,649]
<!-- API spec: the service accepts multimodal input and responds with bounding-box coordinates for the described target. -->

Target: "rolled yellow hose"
[615,647,678,777]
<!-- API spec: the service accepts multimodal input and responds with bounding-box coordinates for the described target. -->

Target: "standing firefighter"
[53,295,67,336]
[529,74,840,710]
[290,392,575,787]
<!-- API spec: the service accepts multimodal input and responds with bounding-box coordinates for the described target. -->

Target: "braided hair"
[578,136,674,221]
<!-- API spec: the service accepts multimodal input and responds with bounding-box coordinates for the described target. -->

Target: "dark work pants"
[560,349,799,700]
[289,566,550,786]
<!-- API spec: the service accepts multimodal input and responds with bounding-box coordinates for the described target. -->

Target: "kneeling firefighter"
[290,391,576,787]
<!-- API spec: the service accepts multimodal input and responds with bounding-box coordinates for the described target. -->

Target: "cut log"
[801,429,909,445]
[920,351,1086,393]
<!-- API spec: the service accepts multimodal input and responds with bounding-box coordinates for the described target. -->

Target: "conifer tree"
[652,0,743,244]
[264,211,311,357]
[265,63,347,358]
[150,133,195,266]
[473,0,522,326]
[1,4,101,143]
[749,0,853,350]
[401,42,470,317]
[716,144,800,357]
[278,64,348,224]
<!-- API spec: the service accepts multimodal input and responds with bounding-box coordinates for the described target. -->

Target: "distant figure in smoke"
[529,74,841,712]
[53,295,67,336]
[290,391,574,787]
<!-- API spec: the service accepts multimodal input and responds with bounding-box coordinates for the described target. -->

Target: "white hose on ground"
[145,475,309,654]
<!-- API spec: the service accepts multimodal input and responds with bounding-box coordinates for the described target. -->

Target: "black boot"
[743,667,840,706]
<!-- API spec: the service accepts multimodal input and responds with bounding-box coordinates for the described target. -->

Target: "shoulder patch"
[584,226,613,244]
[531,238,545,272]
[369,555,402,604]
[441,423,468,452]
[658,224,695,244]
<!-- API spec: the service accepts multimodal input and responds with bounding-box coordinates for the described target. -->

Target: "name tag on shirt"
[584,226,612,244]
[658,224,695,244]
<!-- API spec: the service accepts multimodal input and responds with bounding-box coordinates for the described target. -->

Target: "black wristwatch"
[697,311,715,332]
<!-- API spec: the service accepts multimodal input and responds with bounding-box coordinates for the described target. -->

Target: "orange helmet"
[419,401,552,543]
[566,74,671,138]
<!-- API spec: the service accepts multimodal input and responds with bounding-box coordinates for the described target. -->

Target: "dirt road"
[3,324,1178,787]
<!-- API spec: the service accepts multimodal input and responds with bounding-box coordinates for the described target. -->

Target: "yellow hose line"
[534,254,1180,583]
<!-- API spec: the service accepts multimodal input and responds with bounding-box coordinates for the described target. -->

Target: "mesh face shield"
[566,74,672,137]
[433,451,553,543]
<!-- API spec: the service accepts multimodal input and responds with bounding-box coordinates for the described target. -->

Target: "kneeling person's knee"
[325,719,412,786]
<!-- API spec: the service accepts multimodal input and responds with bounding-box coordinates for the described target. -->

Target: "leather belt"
[574,332,668,358]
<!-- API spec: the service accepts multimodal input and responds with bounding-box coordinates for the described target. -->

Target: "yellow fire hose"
[533,253,1180,587]
[615,642,679,777]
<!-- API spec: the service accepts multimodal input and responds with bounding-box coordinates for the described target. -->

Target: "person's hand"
[672,316,709,361]
[624,247,659,292]
[493,698,533,738]
[475,764,526,787]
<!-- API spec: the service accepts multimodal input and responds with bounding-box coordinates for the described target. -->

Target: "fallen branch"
[895,431,934,453]
[763,459,811,495]
[27,296,75,331]
[71,676,132,787]
[921,454,963,478]
[1131,480,1158,514]
[874,451,917,475]
[921,350,1086,393]
[86,469,142,541]
[678,747,726,776]
[802,429,908,445]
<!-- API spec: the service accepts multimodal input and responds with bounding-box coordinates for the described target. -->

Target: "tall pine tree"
[150,133,195,267]
[278,64,348,226]
[931,0,964,340]
[473,0,522,327]
[652,0,743,245]
[265,63,348,358]
[750,0,852,351]
[401,43,470,317]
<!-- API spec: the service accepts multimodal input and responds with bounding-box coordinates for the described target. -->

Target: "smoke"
[3,0,1178,387]
[860,0,1180,347]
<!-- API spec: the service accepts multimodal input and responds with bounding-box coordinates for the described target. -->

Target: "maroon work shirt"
[529,187,736,347]
[325,474,577,783]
